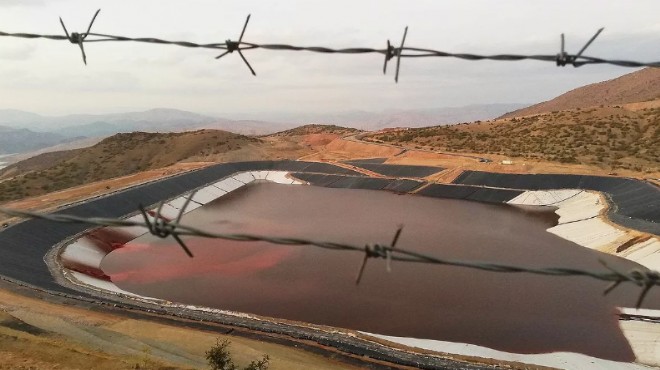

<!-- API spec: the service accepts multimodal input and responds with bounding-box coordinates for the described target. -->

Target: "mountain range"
[0,104,526,155]
[240,104,527,130]
[500,68,660,119]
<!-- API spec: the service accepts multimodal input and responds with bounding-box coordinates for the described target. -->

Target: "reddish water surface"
[101,183,660,361]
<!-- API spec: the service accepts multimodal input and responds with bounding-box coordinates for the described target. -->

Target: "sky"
[0,0,658,119]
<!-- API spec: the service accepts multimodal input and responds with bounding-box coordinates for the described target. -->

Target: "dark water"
[101,183,660,361]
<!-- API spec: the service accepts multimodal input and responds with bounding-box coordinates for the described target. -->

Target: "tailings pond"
[100,182,660,361]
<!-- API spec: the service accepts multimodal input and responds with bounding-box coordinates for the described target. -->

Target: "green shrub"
[206,339,269,370]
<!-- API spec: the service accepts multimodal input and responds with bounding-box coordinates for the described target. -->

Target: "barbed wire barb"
[59,8,101,65]
[216,14,256,76]
[386,224,403,273]
[138,192,197,258]
[0,15,658,76]
[556,27,604,67]
[355,227,404,284]
[394,26,408,83]
[600,259,660,308]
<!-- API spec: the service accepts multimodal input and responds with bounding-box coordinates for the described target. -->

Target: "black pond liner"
[343,158,388,164]
[0,161,360,294]
[347,163,444,178]
[453,171,660,235]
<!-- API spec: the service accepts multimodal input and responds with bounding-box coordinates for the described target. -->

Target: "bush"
[206,339,269,370]
[206,339,236,370]
[245,356,269,370]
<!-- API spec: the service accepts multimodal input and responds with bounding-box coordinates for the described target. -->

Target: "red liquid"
[101,183,659,361]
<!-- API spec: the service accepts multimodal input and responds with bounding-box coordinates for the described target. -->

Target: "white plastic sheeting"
[68,271,152,299]
[168,196,203,211]
[508,189,582,206]
[60,238,107,268]
[62,170,301,288]
[508,190,659,270]
[213,177,244,192]
[232,171,255,184]
[548,218,627,250]
[266,171,303,184]
[509,188,660,368]
[510,190,626,249]
[250,171,269,180]
[621,239,660,271]
[620,320,660,368]
[191,188,221,205]
[360,332,650,370]
[148,203,181,220]
[60,177,660,370]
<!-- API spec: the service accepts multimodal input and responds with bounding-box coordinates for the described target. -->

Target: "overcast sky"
[0,0,658,119]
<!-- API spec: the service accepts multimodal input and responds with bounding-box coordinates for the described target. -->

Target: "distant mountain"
[0,108,219,134]
[0,105,527,155]
[0,109,45,126]
[0,108,294,138]
[1,137,105,165]
[0,127,81,155]
[500,68,660,119]
[263,104,527,130]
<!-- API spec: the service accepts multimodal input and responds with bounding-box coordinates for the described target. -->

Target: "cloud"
[0,43,36,60]
[0,0,45,7]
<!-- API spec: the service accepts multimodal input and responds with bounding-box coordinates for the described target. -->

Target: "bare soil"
[0,124,655,369]
[0,287,362,370]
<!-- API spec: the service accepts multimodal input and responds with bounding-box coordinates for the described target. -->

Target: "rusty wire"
[1,200,658,309]
[0,10,658,82]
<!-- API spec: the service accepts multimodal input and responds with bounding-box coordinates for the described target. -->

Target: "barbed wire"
[1,194,659,309]
[0,10,658,82]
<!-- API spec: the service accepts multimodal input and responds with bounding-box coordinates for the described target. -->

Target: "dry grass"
[500,67,660,119]
[0,286,362,370]
[266,124,361,137]
[0,129,310,203]
[366,105,660,175]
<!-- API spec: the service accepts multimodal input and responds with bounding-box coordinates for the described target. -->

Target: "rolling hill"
[267,124,362,137]
[366,67,660,174]
[0,108,295,152]
[368,105,659,173]
[265,104,527,130]
[500,68,660,119]
[0,126,82,155]
[0,130,266,202]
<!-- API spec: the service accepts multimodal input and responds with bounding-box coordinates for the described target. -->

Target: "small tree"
[206,339,269,370]
[206,339,237,370]
[245,355,269,370]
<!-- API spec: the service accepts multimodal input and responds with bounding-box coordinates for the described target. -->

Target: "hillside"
[0,150,81,178]
[0,130,269,202]
[0,108,294,148]
[0,137,105,166]
[266,104,527,130]
[0,108,217,132]
[501,68,660,119]
[0,127,80,154]
[268,124,361,137]
[366,105,659,173]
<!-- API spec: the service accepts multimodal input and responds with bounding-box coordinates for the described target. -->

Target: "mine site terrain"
[364,68,660,176]
[0,67,658,370]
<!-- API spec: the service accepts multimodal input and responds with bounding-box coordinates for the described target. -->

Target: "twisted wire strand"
[1,20,659,73]
[1,205,658,308]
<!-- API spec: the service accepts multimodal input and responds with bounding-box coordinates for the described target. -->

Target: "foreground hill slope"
[0,130,264,202]
[501,68,660,119]
[0,124,363,203]
[367,105,659,173]
[268,124,361,137]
